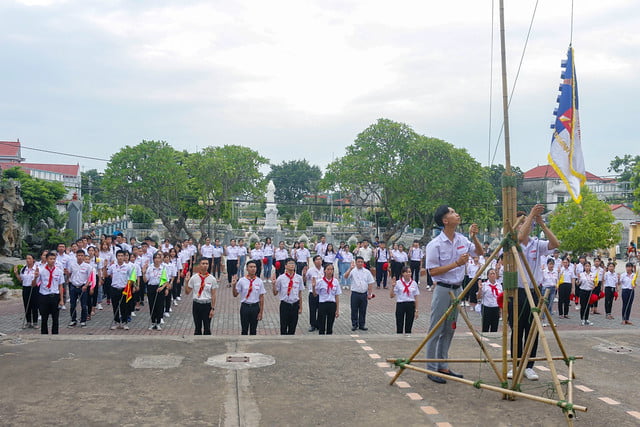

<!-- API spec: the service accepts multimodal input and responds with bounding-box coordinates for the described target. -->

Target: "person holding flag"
[272,258,304,335]
[390,266,419,335]
[184,259,218,335]
[144,252,169,330]
[107,250,134,330]
[233,260,266,335]
[620,262,636,325]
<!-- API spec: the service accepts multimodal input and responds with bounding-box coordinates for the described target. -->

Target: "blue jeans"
[338,261,350,286]
[264,256,273,279]
[69,285,88,322]
[541,286,556,320]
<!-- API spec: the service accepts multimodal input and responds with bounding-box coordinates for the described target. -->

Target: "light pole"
[198,194,214,239]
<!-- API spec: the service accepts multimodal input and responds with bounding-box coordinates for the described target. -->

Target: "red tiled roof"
[523,165,605,181]
[18,163,80,176]
[0,141,21,157]
[609,204,632,211]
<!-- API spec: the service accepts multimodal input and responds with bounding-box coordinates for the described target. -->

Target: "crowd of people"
[13,224,637,344]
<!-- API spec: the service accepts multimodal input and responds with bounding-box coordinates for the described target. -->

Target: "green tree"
[103,140,191,241]
[187,145,269,239]
[323,119,494,242]
[549,186,623,254]
[608,155,640,182]
[2,166,67,228]
[297,210,313,230]
[267,160,322,214]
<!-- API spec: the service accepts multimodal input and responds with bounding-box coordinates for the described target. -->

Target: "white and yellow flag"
[548,46,586,203]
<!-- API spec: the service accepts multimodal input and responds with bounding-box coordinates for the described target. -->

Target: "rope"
[557,400,574,413]
[501,381,509,388]
[530,307,541,313]
[563,356,576,366]
[394,358,409,368]
[473,380,484,389]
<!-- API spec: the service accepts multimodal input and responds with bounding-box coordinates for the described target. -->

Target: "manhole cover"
[131,355,184,369]
[206,353,275,370]
[594,344,634,354]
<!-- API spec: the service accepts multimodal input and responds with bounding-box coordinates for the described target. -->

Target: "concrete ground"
[1,275,639,426]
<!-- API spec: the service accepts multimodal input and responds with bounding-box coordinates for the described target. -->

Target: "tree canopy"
[549,186,623,255]
[322,118,494,242]
[2,166,67,228]
[267,160,322,211]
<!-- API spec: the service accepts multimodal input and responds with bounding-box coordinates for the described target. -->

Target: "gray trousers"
[426,284,461,371]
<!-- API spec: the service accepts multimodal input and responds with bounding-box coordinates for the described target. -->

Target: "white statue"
[266,180,276,204]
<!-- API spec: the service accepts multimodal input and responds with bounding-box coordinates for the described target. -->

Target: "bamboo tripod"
[387,4,587,423]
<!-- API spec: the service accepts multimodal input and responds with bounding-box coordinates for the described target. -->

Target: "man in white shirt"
[184,259,218,335]
[345,256,375,331]
[200,237,215,274]
[233,260,266,335]
[68,250,93,327]
[315,236,328,258]
[305,255,324,332]
[357,240,373,270]
[225,239,240,283]
[273,258,304,335]
[295,241,311,275]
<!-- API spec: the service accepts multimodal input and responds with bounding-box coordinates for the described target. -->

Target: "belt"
[437,282,461,289]
[242,302,259,306]
[193,299,212,304]
[280,300,299,305]
[352,290,367,294]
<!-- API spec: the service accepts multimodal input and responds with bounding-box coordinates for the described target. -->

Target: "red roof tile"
[0,141,21,157]
[523,165,605,181]
[18,163,80,176]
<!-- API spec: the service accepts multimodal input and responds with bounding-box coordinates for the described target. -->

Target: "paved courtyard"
[1,277,639,426]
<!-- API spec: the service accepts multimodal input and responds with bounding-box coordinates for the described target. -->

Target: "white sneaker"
[507,369,513,379]
[149,324,155,330]
[542,322,549,327]
[160,318,165,324]
[80,322,86,327]
[117,323,124,329]
[584,320,593,326]
[553,297,559,303]
[68,321,77,327]
[123,324,129,330]
[97,303,103,310]
[60,305,67,310]
[169,307,172,312]
[131,312,136,317]
[164,312,170,318]
[176,297,181,301]
[110,324,117,330]
[156,325,162,331]
[173,300,178,306]
[575,305,581,311]
[524,368,539,381]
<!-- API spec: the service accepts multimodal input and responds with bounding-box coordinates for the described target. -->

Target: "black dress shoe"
[351,326,358,331]
[439,369,464,378]
[358,327,368,331]
[308,327,317,332]
[428,374,447,384]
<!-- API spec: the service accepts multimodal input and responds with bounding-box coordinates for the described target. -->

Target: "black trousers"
[395,301,415,334]
[22,286,39,323]
[308,293,319,328]
[240,302,260,335]
[557,283,572,316]
[110,287,129,323]
[579,289,592,321]
[164,283,173,313]
[173,276,183,299]
[482,306,500,332]
[409,260,421,284]
[254,262,262,279]
[203,257,213,274]
[227,260,238,283]
[350,291,368,328]
[296,262,307,275]
[212,257,222,279]
[390,261,401,281]
[147,285,165,324]
[279,301,299,335]
[590,284,602,308]
[103,276,112,302]
[39,293,60,334]
[507,288,539,369]
[376,262,388,288]
[192,301,212,335]
[275,260,286,278]
[604,287,615,315]
[318,301,337,334]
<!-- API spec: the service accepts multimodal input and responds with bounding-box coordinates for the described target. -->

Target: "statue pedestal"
[264,203,279,231]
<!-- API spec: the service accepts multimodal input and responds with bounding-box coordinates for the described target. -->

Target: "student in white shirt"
[144,252,169,330]
[477,268,502,332]
[273,258,304,335]
[337,242,353,289]
[323,243,337,268]
[345,256,375,331]
[34,252,66,334]
[200,237,215,274]
[375,241,390,289]
[557,257,576,319]
[578,262,596,325]
[620,262,636,325]
[313,264,341,335]
[408,240,424,284]
[233,260,266,335]
[225,239,241,284]
[295,241,311,275]
[305,255,324,332]
[263,237,275,282]
[67,250,92,327]
[250,241,265,279]
[238,239,248,276]
[390,266,419,335]
[274,241,289,279]
[15,254,38,328]
[603,262,619,320]
[211,239,224,280]
[539,258,558,327]
[184,259,218,335]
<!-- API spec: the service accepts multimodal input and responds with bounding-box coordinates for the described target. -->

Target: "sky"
[1,0,639,177]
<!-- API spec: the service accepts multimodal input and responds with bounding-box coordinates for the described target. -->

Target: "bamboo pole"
[399,363,587,414]
[512,290,547,386]
[386,356,583,364]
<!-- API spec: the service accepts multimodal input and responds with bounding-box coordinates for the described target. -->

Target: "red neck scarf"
[285,273,295,296]
[246,277,256,299]
[488,282,499,296]
[323,276,334,293]
[401,278,411,295]
[45,265,55,289]
[197,274,207,298]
